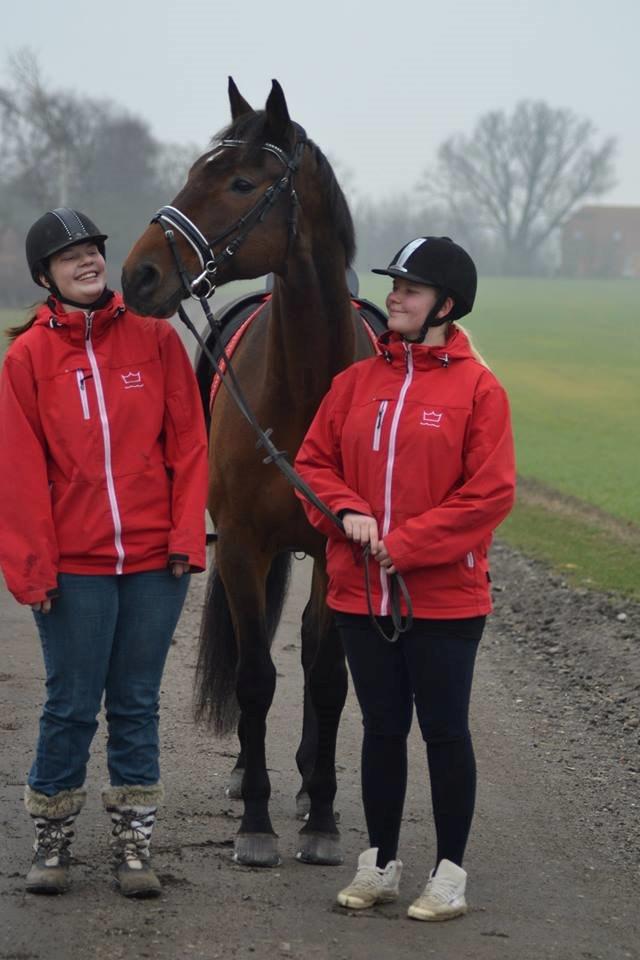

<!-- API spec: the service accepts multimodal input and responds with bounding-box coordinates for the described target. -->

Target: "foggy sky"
[2,0,638,206]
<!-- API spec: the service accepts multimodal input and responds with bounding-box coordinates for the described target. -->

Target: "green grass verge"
[497,500,640,601]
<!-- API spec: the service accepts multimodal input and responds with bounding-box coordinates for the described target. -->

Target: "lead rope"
[172,290,413,644]
[362,545,414,643]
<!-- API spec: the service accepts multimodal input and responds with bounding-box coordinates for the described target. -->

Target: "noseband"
[152,127,307,300]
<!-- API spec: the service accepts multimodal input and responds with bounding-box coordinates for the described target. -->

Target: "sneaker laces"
[349,864,384,891]
[421,875,460,904]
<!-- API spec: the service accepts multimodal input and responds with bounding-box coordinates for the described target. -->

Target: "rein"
[150,133,413,644]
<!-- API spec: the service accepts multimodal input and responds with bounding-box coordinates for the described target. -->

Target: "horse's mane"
[212,112,356,266]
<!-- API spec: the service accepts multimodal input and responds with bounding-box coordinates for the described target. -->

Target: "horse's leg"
[294,599,318,820]
[296,561,347,865]
[226,716,245,800]
[228,550,291,801]
[219,545,280,867]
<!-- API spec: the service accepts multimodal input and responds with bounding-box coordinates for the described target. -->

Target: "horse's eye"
[231,178,255,194]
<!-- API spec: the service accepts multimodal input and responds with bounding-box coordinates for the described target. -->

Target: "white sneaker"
[337,847,402,909]
[407,859,467,921]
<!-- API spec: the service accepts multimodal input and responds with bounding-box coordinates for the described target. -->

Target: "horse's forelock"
[210,112,267,151]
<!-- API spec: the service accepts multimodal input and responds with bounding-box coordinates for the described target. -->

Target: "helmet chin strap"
[404,290,451,344]
[43,273,113,311]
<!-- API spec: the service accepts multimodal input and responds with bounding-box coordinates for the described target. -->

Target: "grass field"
[3,276,639,598]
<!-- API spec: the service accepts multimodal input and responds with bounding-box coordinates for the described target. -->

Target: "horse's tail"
[194,552,293,734]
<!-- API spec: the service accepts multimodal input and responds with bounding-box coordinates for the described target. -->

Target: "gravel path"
[1,543,638,960]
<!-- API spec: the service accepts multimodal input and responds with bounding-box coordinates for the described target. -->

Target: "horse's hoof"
[295,792,311,820]
[296,832,343,866]
[225,768,243,800]
[233,833,280,867]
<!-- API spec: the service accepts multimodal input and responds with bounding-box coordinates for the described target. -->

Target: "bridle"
[152,126,307,301]
[149,127,413,644]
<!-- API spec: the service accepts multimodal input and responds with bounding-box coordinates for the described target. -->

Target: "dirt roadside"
[1,544,638,960]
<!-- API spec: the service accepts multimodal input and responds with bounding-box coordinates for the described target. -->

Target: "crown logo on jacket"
[121,371,143,389]
[421,410,442,427]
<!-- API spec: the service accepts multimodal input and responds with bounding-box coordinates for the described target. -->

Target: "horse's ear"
[264,79,293,147]
[228,77,253,120]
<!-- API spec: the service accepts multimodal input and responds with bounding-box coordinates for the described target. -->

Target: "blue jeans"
[29,570,190,796]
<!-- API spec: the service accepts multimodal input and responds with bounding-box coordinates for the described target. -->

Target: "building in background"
[561,206,640,278]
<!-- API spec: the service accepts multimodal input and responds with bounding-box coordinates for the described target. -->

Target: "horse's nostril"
[122,261,163,313]
[136,262,161,296]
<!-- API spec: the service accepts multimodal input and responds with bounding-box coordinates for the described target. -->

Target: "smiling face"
[385,278,454,342]
[44,241,106,307]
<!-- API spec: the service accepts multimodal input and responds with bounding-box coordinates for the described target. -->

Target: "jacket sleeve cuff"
[15,583,59,606]
[333,499,375,522]
[168,552,205,573]
[380,530,411,573]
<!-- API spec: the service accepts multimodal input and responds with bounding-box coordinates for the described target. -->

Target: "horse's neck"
[268,243,355,403]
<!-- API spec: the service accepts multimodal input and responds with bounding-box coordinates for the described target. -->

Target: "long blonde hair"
[453,322,490,369]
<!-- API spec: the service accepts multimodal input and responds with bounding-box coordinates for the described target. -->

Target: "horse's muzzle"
[121,261,168,316]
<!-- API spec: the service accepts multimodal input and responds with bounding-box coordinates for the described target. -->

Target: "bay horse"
[121,78,374,867]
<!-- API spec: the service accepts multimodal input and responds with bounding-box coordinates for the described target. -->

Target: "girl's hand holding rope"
[341,512,397,575]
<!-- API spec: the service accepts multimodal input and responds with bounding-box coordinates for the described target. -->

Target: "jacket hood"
[376,324,476,369]
[34,290,125,343]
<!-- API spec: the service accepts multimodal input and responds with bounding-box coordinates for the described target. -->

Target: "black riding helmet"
[26,208,108,287]
[373,237,477,332]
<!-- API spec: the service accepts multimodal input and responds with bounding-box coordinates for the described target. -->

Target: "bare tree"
[0,49,106,209]
[353,194,445,272]
[0,49,197,303]
[422,100,616,274]
[154,140,202,197]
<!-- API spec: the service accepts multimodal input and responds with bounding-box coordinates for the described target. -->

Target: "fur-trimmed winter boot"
[102,783,164,898]
[24,785,86,894]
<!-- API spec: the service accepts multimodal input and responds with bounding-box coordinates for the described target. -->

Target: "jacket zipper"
[85,313,126,574]
[379,344,414,615]
[372,400,389,451]
[75,370,90,420]
[466,552,475,568]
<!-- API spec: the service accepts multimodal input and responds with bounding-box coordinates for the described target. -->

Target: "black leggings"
[336,613,484,869]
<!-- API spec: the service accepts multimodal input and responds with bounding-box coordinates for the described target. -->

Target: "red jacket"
[294,326,516,619]
[0,293,209,605]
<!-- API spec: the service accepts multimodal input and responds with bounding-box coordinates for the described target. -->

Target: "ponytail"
[454,322,491,369]
[5,305,43,343]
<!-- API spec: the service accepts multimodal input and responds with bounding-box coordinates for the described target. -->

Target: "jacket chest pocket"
[372,400,390,451]
[75,369,93,421]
